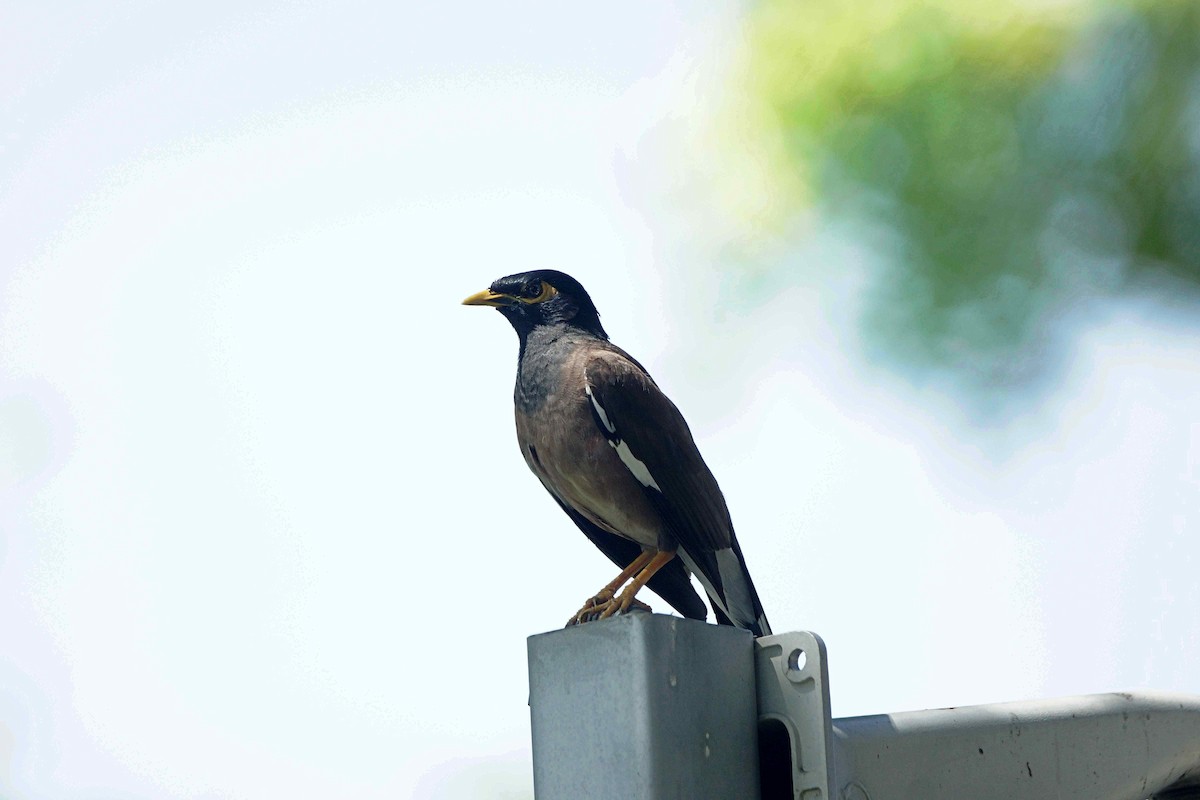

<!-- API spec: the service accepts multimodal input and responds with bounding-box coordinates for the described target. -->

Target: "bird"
[463,269,771,637]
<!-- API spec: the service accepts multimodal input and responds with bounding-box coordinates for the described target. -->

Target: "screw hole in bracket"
[786,648,807,677]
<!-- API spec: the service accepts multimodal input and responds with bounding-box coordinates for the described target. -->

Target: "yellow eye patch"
[517,281,558,304]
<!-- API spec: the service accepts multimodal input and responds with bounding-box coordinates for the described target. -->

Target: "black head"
[462,269,608,340]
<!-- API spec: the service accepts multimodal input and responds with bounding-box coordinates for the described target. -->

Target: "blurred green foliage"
[735,0,1200,397]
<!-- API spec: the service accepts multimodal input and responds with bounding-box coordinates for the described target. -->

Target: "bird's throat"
[514,328,567,415]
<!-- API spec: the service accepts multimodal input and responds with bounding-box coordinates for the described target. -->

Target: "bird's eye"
[517,281,558,304]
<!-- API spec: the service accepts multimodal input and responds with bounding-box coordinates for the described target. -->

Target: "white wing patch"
[585,380,662,492]
[585,382,616,433]
[612,440,662,491]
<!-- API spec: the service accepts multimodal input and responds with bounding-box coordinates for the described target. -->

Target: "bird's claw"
[565,594,651,627]
[566,592,613,626]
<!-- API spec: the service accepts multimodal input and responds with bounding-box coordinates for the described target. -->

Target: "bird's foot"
[565,592,651,627]
[598,586,651,620]
[566,590,614,627]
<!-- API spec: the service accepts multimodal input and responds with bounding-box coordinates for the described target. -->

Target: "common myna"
[464,270,771,636]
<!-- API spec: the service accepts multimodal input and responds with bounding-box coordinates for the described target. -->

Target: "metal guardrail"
[528,614,1200,799]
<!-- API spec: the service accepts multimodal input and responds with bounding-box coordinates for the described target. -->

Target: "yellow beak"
[462,289,512,307]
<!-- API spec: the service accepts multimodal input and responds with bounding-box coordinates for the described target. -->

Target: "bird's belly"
[519,410,661,549]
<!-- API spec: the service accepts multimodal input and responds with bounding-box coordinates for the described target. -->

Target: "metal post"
[527,613,759,799]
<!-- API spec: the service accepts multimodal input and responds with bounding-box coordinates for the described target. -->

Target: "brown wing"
[584,349,771,636]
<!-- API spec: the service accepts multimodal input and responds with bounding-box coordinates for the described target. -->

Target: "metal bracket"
[755,630,835,799]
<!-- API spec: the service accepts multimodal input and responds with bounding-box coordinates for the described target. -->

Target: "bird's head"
[462,270,607,339]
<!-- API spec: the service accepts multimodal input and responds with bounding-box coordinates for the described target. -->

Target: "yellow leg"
[598,550,654,597]
[599,550,676,620]
[566,550,655,627]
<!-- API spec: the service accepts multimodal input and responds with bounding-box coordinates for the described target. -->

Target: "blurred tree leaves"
[732,0,1200,401]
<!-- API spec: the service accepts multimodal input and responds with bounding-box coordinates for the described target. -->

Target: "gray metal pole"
[527,613,759,800]
[833,692,1200,800]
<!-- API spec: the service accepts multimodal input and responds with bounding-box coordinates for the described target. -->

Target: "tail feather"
[678,542,771,637]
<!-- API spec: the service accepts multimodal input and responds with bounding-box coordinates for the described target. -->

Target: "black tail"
[678,540,771,637]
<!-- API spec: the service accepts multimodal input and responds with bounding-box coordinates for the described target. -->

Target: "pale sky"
[2,3,1198,799]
